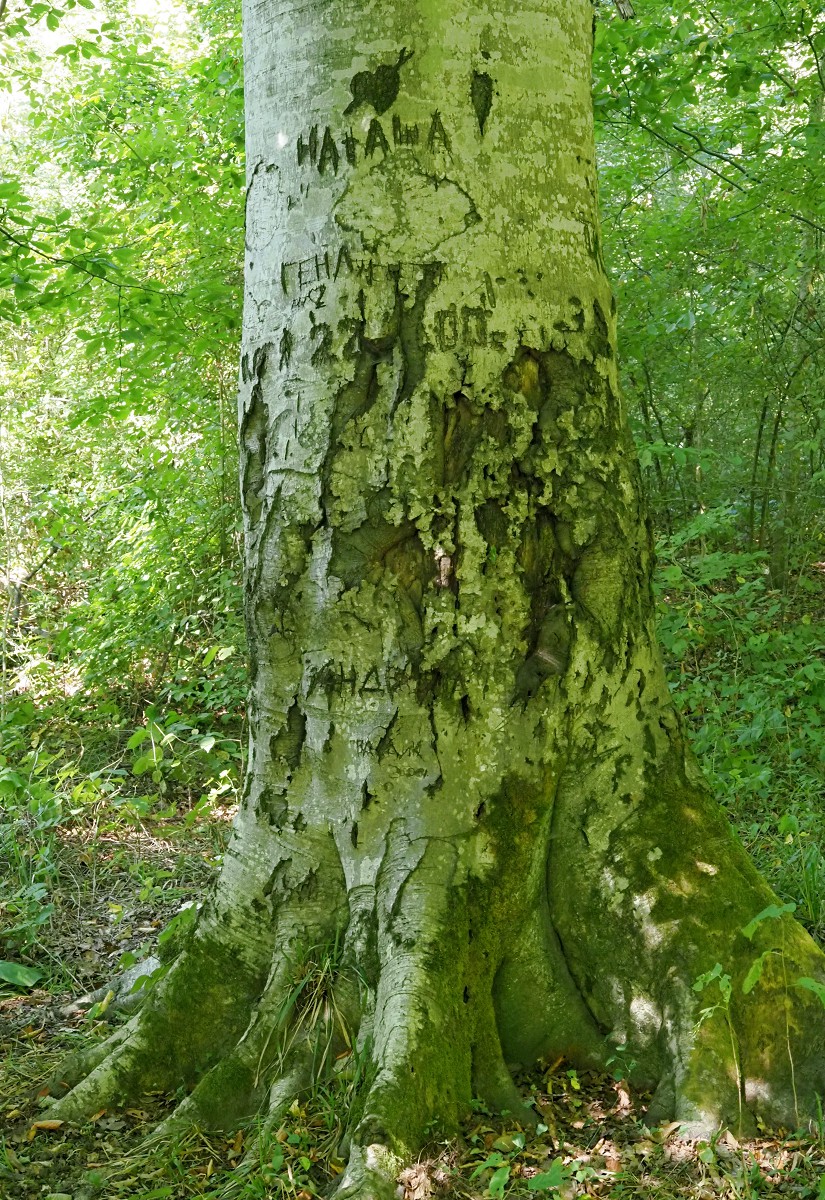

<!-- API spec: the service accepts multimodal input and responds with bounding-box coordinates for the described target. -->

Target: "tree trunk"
[47,2,825,1194]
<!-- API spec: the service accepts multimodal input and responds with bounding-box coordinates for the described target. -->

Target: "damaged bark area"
[45,0,825,1196]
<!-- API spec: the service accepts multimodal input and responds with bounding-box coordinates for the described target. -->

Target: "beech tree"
[48,1,825,1195]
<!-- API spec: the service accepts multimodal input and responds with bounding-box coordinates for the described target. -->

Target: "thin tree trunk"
[757,402,784,549]
[748,394,770,549]
[637,362,672,535]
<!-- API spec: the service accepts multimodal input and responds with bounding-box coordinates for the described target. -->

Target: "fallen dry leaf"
[27,1119,65,1140]
[654,1120,682,1142]
[399,1163,433,1200]
[613,1082,632,1112]
[227,1128,244,1159]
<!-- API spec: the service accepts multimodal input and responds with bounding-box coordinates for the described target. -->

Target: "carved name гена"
[276,243,505,360]
[280,244,428,302]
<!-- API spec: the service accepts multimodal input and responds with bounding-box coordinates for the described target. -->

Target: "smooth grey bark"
[46,3,825,1196]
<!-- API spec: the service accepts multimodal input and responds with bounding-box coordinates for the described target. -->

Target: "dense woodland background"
[1,0,823,1058]
[1,1,825,1196]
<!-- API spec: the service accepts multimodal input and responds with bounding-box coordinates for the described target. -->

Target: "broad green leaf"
[742,903,796,941]
[488,1165,510,1198]
[0,962,43,988]
[796,978,825,1008]
[471,1153,504,1180]
[693,962,723,992]
[158,905,197,947]
[742,951,772,994]
[528,1159,567,1191]
[128,963,169,995]
[132,753,156,776]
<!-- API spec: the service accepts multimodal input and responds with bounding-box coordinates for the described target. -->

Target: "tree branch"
[623,116,825,237]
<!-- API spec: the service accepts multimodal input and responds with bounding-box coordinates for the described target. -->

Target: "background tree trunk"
[46,2,825,1194]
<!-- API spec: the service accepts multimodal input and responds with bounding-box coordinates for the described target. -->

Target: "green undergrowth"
[654,511,825,942]
[0,697,241,989]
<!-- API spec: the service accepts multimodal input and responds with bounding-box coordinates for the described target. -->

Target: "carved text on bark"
[294,111,454,173]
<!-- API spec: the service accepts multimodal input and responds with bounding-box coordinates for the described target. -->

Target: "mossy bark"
[46,1,825,1194]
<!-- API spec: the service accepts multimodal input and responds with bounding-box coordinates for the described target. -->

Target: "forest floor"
[2,809,825,1200]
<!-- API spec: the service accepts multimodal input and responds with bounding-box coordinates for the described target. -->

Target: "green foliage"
[796,976,825,1008]
[1,0,246,739]
[742,902,797,942]
[1,4,246,982]
[652,508,825,937]
[596,0,825,569]
[0,726,66,955]
[467,1134,572,1197]
[692,961,732,1005]
[0,692,239,970]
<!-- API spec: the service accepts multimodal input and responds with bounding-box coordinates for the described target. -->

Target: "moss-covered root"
[654,831,825,1132]
[334,1143,404,1200]
[644,915,825,1138]
[44,930,264,1124]
[329,837,515,1199]
[152,944,345,1137]
[46,822,350,1128]
[48,1020,133,1099]
[738,919,825,1129]
[329,966,496,1200]
[44,1015,167,1126]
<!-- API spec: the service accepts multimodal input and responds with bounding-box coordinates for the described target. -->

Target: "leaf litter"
[2,812,825,1200]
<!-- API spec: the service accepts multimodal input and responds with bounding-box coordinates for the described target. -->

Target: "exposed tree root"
[44,773,825,1200]
[333,1142,404,1200]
